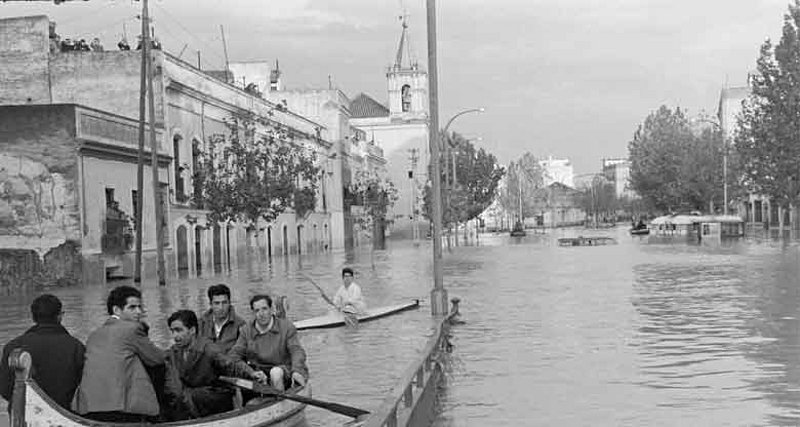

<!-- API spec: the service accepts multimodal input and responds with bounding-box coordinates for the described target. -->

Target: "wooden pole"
[220,25,230,83]
[426,0,447,316]
[134,0,148,283]
[146,1,167,286]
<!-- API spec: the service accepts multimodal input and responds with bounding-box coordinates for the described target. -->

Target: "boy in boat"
[73,286,166,422]
[164,309,248,420]
[228,295,308,395]
[0,294,85,413]
[333,267,366,315]
[198,284,246,354]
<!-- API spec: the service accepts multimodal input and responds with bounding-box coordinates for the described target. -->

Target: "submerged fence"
[360,298,462,427]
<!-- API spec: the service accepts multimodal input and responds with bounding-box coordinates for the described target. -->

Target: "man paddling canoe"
[333,268,366,316]
[301,268,366,327]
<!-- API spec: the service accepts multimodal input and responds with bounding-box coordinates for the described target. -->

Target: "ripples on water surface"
[3,227,800,426]
[432,228,800,427]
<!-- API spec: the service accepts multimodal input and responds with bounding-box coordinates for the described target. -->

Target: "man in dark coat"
[197,284,246,354]
[0,294,85,412]
[164,310,246,420]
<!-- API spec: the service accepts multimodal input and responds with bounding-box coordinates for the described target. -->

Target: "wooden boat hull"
[20,379,308,427]
[630,228,650,235]
[294,300,419,331]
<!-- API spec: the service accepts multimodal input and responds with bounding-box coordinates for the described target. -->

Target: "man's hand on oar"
[219,376,369,419]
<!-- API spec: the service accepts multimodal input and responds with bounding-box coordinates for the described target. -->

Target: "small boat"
[294,300,420,330]
[8,350,308,427]
[557,236,617,246]
[630,228,650,235]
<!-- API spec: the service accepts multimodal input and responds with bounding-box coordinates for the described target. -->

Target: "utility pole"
[219,25,230,83]
[426,0,447,316]
[409,148,420,243]
[133,0,149,283]
[147,8,167,286]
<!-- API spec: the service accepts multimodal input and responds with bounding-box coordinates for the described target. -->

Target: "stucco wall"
[0,15,51,105]
[0,105,81,252]
[350,119,429,237]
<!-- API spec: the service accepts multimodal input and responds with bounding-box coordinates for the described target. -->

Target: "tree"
[195,116,321,239]
[628,105,723,213]
[577,176,617,225]
[498,152,545,222]
[735,0,800,228]
[421,132,504,229]
[347,170,398,249]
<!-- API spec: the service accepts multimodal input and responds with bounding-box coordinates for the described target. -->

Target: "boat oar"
[219,376,369,419]
[299,273,358,327]
[299,273,336,308]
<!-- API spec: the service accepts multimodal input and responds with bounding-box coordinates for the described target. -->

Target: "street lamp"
[697,118,729,215]
[441,108,484,246]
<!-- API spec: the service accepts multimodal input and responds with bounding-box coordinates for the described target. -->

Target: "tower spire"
[393,8,417,70]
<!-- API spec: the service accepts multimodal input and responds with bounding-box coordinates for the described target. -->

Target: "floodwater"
[3,227,800,426]
[433,227,800,427]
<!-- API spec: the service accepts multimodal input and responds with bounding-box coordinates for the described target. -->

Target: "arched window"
[401,84,411,112]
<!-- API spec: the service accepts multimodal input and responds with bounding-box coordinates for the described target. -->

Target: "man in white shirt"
[332,268,366,316]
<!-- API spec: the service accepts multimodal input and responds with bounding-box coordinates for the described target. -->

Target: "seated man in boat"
[333,267,367,315]
[228,295,308,395]
[73,285,166,422]
[164,310,248,420]
[198,284,246,354]
[0,294,85,413]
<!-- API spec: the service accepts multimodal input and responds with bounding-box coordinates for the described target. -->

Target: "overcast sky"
[1,0,791,174]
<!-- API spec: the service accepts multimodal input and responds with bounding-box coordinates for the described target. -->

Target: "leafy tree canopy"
[195,116,321,228]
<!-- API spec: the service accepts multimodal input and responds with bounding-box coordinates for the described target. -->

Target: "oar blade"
[219,376,369,418]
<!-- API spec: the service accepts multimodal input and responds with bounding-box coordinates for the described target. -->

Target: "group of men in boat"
[0,267,366,423]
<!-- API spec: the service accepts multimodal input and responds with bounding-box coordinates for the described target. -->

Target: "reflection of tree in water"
[631,257,800,425]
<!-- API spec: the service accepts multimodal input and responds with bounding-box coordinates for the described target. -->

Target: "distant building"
[347,16,430,240]
[601,158,635,199]
[539,156,574,188]
[0,15,355,283]
[717,83,782,227]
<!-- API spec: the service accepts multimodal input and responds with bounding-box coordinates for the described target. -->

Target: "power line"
[150,2,228,66]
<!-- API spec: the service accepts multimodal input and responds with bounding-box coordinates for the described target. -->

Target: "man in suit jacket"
[0,294,85,412]
[73,286,165,422]
[164,310,249,420]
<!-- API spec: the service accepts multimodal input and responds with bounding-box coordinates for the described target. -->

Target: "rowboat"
[8,350,308,427]
[294,300,420,330]
[630,228,650,235]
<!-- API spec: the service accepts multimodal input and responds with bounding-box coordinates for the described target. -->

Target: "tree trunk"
[779,205,785,235]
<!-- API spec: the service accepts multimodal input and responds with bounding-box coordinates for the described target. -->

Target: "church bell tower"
[386,14,428,122]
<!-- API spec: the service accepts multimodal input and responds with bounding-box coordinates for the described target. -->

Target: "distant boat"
[294,300,420,330]
[510,221,527,237]
[630,228,650,235]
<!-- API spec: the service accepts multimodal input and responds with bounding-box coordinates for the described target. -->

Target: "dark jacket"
[0,323,85,411]
[198,307,246,354]
[229,317,308,379]
[73,317,165,416]
[164,338,246,420]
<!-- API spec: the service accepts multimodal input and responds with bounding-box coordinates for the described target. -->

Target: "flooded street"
[433,227,800,426]
[3,227,800,426]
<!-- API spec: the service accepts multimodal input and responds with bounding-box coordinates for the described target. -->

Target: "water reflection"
[433,228,800,426]
[0,244,443,426]
[5,229,800,426]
